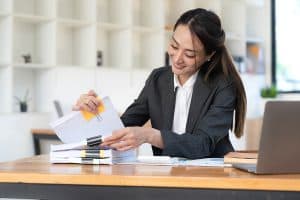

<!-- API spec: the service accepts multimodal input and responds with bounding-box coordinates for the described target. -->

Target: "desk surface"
[0,155,300,192]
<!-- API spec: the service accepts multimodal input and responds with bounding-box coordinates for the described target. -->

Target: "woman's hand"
[101,127,163,151]
[72,90,101,114]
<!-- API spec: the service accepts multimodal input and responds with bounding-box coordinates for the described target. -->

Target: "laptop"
[233,101,300,174]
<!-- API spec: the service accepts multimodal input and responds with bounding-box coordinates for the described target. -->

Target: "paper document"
[49,96,136,164]
[51,157,113,165]
[122,156,230,167]
[176,157,231,167]
[49,96,124,143]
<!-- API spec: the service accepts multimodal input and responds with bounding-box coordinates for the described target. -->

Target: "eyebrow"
[171,36,198,53]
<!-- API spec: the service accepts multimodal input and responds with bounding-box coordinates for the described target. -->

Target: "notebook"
[233,101,300,174]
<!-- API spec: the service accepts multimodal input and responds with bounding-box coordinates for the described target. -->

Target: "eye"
[170,44,178,50]
[185,54,196,58]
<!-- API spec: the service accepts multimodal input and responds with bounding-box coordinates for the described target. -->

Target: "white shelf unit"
[0,0,12,13]
[131,29,165,69]
[97,0,131,25]
[246,3,265,43]
[56,21,95,67]
[57,0,95,22]
[222,0,247,57]
[96,25,130,68]
[13,18,55,66]
[165,0,196,27]
[0,16,12,65]
[0,0,268,115]
[0,67,12,113]
[132,0,165,28]
[13,0,55,18]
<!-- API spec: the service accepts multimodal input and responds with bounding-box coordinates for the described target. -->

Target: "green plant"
[14,89,31,112]
[260,85,278,98]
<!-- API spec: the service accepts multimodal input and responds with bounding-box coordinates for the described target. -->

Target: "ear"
[206,51,216,62]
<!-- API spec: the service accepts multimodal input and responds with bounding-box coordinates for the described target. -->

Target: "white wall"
[0,113,50,162]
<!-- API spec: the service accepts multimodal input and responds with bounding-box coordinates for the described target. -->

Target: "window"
[272,0,300,92]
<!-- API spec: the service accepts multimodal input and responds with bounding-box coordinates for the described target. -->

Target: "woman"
[73,8,247,159]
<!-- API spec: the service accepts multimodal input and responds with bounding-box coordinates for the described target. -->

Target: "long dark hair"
[174,8,247,138]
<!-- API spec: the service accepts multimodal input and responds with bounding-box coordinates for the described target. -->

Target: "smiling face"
[168,25,210,85]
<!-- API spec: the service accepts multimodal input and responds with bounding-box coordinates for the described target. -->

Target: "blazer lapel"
[185,73,212,133]
[162,70,176,130]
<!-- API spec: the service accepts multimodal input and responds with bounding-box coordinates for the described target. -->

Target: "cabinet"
[0,0,268,115]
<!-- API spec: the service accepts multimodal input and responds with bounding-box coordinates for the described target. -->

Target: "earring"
[207,58,211,62]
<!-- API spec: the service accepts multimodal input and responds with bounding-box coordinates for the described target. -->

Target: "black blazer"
[121,66,235,159]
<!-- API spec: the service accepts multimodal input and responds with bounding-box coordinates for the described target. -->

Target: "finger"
[89,96,101,107]
[79,103,94,113]
[118,145,134,151]
[104,129,127,142]
[80,97,97,112]
[109,140,132,150]
[88,90,98,97]
[101,140,119,147]
[87,100,97,113]
[102,137,122,146]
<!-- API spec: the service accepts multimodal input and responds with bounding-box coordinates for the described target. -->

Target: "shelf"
[0,0,268,115]
[13,68,37,113]
[57,0,95,21]
[131,30,164,69]
[0,12,10,17]
[97,22,127,31]
[13,19,55,65]
[194,0,222,16]
[165,0,196,26]
[55,64,96,69]
[13,63,55,69]
[14,14,53,24]
[0,67,12,113]
[226,39,246,57]
[246,0,265,7]
[226,32,244,41]
[132,0,164,27]
[96,27,131,68]
[0,62,9,68]
[246,5,265,42]
[222,0,246,42]
[0,112,52,116]
[0,0,12,13]
[246,36,263,44]
[97,0,131,25]
[14,0,55,18]
[0,16,12,65]
[57,18,93,28]
[132,26,162,34]
[12,67,56,113]
[57,23,94,67]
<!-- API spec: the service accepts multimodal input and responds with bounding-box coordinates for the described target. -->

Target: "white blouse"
[172,71,199,134]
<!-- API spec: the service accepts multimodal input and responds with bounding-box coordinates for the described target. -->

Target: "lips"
[173,64,185,70]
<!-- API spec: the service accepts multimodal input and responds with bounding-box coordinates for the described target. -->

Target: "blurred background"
[0,0,299,162]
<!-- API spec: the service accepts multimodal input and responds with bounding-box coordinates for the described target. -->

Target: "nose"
[172,50,184,64]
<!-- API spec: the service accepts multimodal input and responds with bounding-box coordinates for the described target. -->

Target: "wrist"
[146,128,159,144]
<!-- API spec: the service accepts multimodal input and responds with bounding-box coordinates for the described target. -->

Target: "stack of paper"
[50,145,113,164]
[49,96,136,165]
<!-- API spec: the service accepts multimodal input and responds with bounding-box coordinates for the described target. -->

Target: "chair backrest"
[53,100,64,118]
